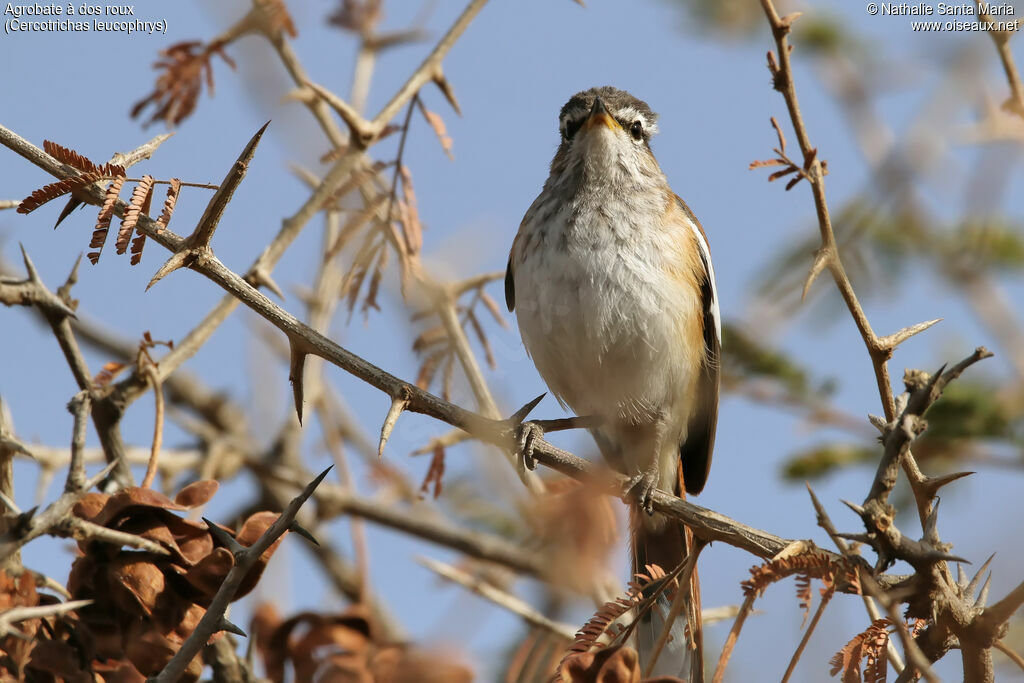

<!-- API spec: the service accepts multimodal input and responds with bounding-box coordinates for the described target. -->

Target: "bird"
[505,86,720,679]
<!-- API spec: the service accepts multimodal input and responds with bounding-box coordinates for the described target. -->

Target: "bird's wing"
[675,195,720,495]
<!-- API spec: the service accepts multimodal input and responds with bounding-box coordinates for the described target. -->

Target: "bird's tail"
[632,511,704,682]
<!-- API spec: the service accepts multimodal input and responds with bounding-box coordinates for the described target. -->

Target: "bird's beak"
[584,96,620,132]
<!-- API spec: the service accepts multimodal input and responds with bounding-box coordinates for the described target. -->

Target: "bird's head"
[550,86,662,187]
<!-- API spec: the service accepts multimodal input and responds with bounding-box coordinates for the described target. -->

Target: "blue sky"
[2,0,1023,680]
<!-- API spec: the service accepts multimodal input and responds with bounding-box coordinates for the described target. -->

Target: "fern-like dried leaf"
[466,309,496,369]
[417,100,454,160]
[18,173,102,214]
[829,619,893,683]
[419,444,446,499]
[361,246,388,314]
[88,178,126,264]
[479,291,510,330]
[132,41,236,127]
[742,551,857,599]
[254,0,298,38]
[93,361,127,388]
[130,234,148,265]
[412,325,447,354]
[397,165,422,256]
[157,178,181,233]
[116,175,155,255]
[441,354,454,402]
[44,140,98,173]
[130,182,155,265]
[416,348,448,391]
[554,566,669,682]
[42,140,126,178]
[796,574,813,627]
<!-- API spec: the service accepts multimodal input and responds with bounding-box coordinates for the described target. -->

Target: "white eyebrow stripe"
[614,106,659,135]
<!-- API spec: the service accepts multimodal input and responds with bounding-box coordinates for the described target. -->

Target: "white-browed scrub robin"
[505,86,721,679]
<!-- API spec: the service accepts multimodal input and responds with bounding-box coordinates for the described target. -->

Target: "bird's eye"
[630,120,644,141]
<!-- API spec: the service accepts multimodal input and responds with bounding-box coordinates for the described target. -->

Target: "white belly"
[513,203,702,429]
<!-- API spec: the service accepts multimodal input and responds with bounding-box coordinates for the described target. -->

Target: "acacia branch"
[974,0,1024,117]
[0,121,886,583]
[152,467,332,682]
[417,555,576,640]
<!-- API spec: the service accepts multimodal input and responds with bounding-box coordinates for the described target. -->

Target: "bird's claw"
[514,421,544,471]
[627,466,660,515]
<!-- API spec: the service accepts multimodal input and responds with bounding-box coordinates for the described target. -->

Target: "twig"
[780,583,834,683]
[0,398,24,572]
[261,465,548,576]
[807,484,937,682]
[995,639,1024,673]
[0,250,132,487]
[56,516,170,555]
[0,599,93,638]
[643,543,703,677]
[65,391,90,493]
[417,555,576,640]
[0,459,119,563]
[974,0,1024,117]
[151,466,332,682]
[710,594,756,683]
[140,361,164,489]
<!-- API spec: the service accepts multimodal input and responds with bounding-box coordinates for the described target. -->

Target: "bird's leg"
[626,462,661,515]
[515,421,544,471]
[625,416,667,515]
[515,415,601,471]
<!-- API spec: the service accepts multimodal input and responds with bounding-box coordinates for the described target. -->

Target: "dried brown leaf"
[441,354,454,402]
[43,140,127,178]
[416,348,448,390]
[829,619,892,683]
[255,0,297,38]
[431,69,462,115]
[361,246,388,314]
[554,567,672,681]
[478,291,510,329]
[130,182,155,265]
[397,165,422,256]
[768,166,799,182]
[94,361,128,388]
[326,195,386,263]
[89,177,126,265]
[559,644,642,683]
[412,325,447,354]
[346,266,367,315]
[418,444,445,499]
[749,158,786,169]
[416,100,454,160]
[18,173,102,214]
[132,41,236,127]
[771,115,787,152]
[157,178,181,233]
[466,310,495,369]
[117,175,155,255]
[328,0,382,33]
[43,140,98,173]
[742,551,856,599]
[796,574,813,627]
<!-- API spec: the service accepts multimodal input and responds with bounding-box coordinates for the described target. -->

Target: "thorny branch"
[151,466,332,682]
[1,0,1020,680]
[756,2,1021,681]
[1,124,817,564]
